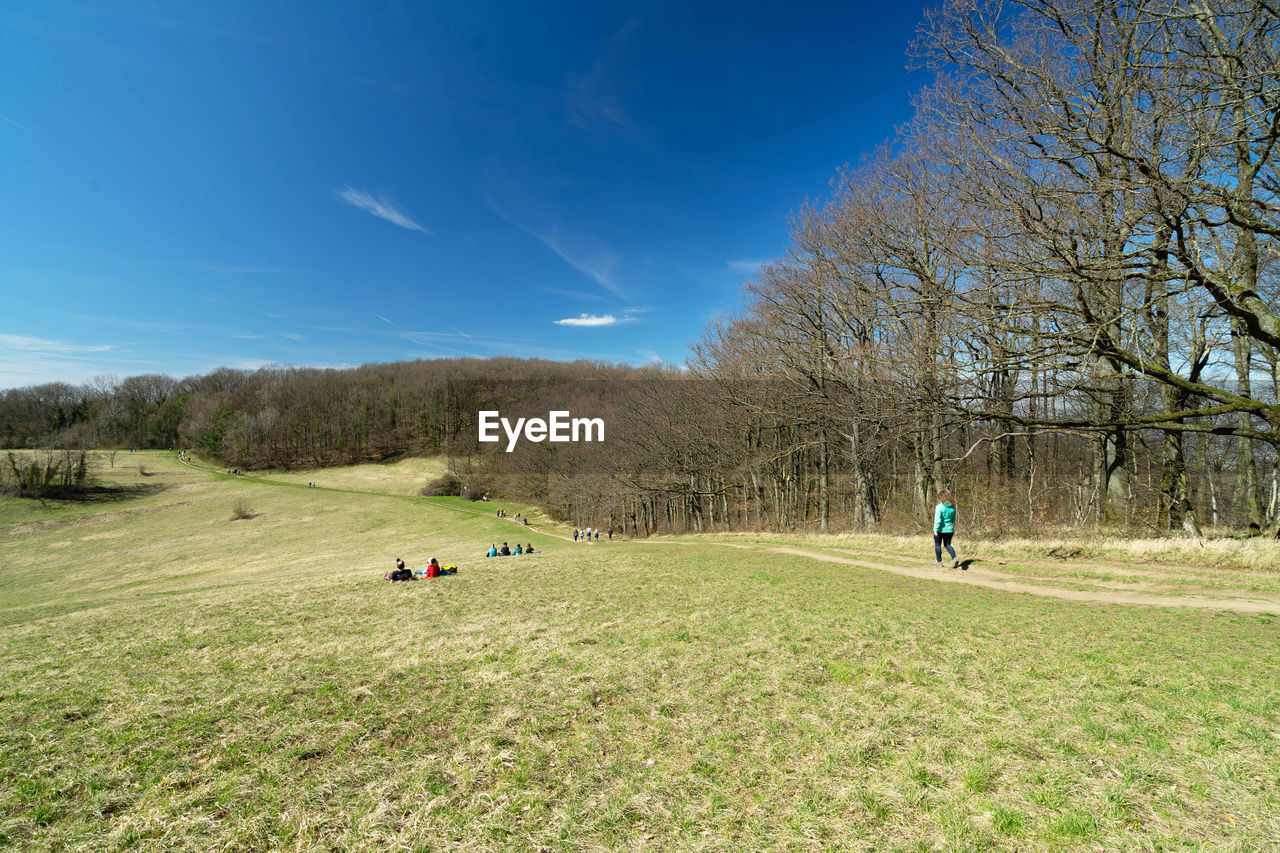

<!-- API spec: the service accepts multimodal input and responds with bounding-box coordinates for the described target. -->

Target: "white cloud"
[726,258,767,274]
[230,358,276,371]
[554,314,619,327]
[337,186,431,234]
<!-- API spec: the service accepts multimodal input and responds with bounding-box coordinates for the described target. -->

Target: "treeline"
[5,0,1280,536]
[0,360,653,468]
[681,0,1280,536]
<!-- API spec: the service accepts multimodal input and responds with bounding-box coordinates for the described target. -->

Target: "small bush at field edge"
[420,473,462,497]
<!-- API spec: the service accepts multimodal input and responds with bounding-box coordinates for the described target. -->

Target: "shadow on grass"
[79,482,168,503]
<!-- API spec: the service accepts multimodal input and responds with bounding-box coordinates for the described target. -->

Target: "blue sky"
[1,0,933,388]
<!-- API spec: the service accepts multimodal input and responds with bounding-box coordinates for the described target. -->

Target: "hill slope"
[2,454,1277,851]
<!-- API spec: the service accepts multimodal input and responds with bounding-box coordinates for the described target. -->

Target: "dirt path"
[824,545,1272,586]
[765,546,1280,614]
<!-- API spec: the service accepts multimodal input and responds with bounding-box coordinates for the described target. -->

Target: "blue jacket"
[933,502,956,534]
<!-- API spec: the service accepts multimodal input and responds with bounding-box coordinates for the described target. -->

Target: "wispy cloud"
[337,186,431,234]
[488,200,624,297]
[0,334,117,388]
[568,19,640,131]
[0,333,114,354]
[633,347,663,364]
[0,112,26,131]
[555,314,620,327]
[279,332,305,341]
[726,258,767,274]
[373,312,393,325]
[537,285,607,303]
[229,358,276,371]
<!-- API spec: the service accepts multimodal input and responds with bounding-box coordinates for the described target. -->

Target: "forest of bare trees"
[3,0,1278,537]
[682,0,1280,537]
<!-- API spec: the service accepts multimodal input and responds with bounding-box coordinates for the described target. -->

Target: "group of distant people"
[495,508,530,526]
[487,542,536,557]
[574,526,611,542]
[388,556,457,581]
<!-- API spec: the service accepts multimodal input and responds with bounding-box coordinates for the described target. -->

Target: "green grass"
[2,452,1278,850]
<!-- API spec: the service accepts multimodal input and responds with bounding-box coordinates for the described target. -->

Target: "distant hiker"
[487,544,497,558]
[608,526,613,540]
[933,490,959,569]
[500,542,511,556]
[594,529,599,542]
[573,529,579,542]
[523,517,528,526]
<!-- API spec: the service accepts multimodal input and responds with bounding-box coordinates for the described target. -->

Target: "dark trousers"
[933,532,955,563]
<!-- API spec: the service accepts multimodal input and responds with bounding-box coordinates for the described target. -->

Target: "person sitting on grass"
[514,544,523,555]
[487,544,497,558]
[389,558,415,582]
[500,542,511,556]
[526,543,535,554]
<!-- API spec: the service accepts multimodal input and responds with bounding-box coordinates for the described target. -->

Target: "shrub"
[2,450,93,499]
[420,473,462,497]
[464,480,495,501]
[230,497,254,520]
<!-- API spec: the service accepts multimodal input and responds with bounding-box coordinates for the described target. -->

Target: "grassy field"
[2,453,1278,851]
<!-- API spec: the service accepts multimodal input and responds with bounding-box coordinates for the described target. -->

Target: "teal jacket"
[933,502,956,534]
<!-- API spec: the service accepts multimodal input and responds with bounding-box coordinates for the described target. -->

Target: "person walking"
[933,490,960,569]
